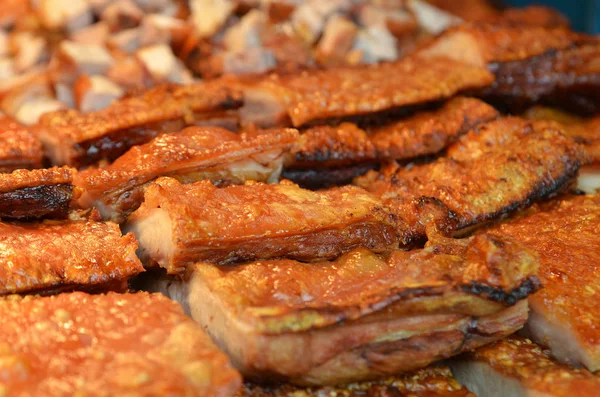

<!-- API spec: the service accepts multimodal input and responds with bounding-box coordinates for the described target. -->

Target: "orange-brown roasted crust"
[355,117,585,246]
[76,127,299,222]
[237,366,474,397]
[0,292,241,396]
[487,194,600,369]
[36,82,244,167]
[0,220,144,295]
[478,6,570,28]
[465,337,600,397]
[0,116,43,172]
[128,177,399,273]
[193,231,539,334]
[0,167,76,220]
[241,57,494,127]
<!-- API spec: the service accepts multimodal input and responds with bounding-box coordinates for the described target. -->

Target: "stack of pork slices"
[1,1,600,396]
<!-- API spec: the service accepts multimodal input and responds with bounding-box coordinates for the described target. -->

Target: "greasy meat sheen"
[0,292,241,397]
[450,337,600,397]
[0,116,43,172]
[35,82,243,167]
[239,56,494,127]
[76,126,299,223]
[487,193,600,371]
[152,232,538,385]
[0,167,76,220]
[237,366,474,397]
[126,177,398,273]
[355,117,585,246]
[0,219,144,295]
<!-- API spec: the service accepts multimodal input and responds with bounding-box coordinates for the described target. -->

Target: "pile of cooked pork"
[0,0,599,396]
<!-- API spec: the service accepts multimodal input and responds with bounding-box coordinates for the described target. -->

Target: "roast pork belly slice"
[0,116,43,172]
[0,167,77,220]
[355,117,586,247]
[34,81,243,167]
[75,126,299,222]
[238,366,474,397]
[450,336,600,397]
[238,56,494,128]
[146,232,539,385]
[487,193,600,372]
[578,166,600,193]
[0,292,241,396]
[125,177,399,273]
[0,219,143,295]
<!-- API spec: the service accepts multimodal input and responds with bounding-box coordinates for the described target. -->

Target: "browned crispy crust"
[237,366,475,397]
[240,57,494,127]
[0,167,76,220]
[0,292,241,396]
[0,219,144,295]
[0,116,43,172]
[487,194,600,370]
[75,127,299,222]
[355,117,585,246]
[462,336,600,397]
[127,178,399,273]
[35,82,244,167]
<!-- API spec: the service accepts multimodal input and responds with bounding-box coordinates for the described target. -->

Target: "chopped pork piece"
[407,0,462,34]
[577,166,600,194]
[291,0,352,44]
[105,56,152,89]
[136,44,193,83]
[224,9,267,51]
[0,167,76,220]
[355,117,585,246]
[0,292,241,396]
[125,177,399,272]
[15,98,66,126]
[76,126,298,222]
[38,0,93,32]
[315,15,358,64]
[0,116,43,172]
[451,336,600,397]
[11,32,48,73]
[222,48,278,75]
[73,74,124,112]
[54,82,75,108]
[238,56,493,127]
[71,22,110,46]
[148,231,538,385]
[189,0,235,39]
[487,193,600,372]
[56,41,115,80]
[0,219,143,295]
[352,25,398,64]
[35,81,243,167]
[100,0,144,31]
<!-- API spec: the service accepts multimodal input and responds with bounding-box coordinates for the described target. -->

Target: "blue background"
[504,1,599,33]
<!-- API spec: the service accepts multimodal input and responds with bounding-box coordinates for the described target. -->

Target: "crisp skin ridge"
[35,82,243,167]
[0,292,241,396]
[75,126,299,223]
[487,193,600,371]
[0,219,144,295]
[0,116,42,172]
[355,117,586,246]
[126,177,399,273]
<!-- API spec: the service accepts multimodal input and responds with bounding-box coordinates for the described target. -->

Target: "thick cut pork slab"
[35,82,243,167]
[0,116,42,172]
[450,337,600,397]
[487,193,600,371]
[238,366,474,397]
[75,126,298,222]
[149,232,539,385]
[0,292,241,396]
[126,177,398,273]
[0,167,77,220]
[355,117,585,246]
[0,219,143,295]
[238,56,494,127]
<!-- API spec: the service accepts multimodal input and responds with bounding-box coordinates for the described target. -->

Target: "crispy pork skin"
[75,126,298,222]
[355,117,585,246]
[35,82,243,167]
[450,337,600,397]
[487,193,600,371]
[0,219,143,295]
[148,232,539,385]
[238,56,494,127]
[0,292,241,396]
[237,366,474,397]
[0,116,43,172]
[0,167,77,220]
[126,177,399,273]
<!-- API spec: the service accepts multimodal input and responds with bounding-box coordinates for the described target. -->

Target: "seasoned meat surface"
[0,116,43,172]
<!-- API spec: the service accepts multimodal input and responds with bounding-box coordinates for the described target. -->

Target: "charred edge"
[0,279,130,297]
[282,164,377,189]
[0,184,73,220]
[461,276,542,306]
